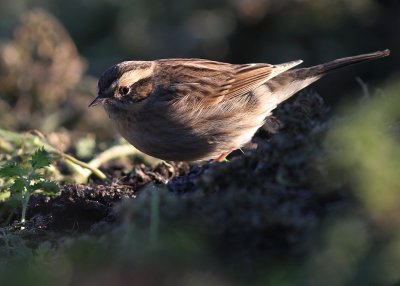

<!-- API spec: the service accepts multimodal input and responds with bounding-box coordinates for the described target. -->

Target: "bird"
[89,49,390,162]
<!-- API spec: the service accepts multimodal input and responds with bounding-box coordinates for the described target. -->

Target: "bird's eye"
[119,86,130,95]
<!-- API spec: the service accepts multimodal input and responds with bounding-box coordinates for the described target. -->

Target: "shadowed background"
[0,0,398,138]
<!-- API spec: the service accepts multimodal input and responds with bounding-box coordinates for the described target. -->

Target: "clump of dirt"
[23,161,191,232]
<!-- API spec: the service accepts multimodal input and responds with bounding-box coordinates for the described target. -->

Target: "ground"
[0,91,399,286]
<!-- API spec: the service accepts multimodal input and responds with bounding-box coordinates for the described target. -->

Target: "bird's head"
[89,61,155,109]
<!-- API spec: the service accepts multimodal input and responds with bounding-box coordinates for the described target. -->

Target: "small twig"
[62,153,107,181]
[88,144,162,169]
[0,128,107,183]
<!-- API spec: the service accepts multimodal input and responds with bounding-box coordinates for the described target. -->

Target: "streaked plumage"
[90,49,390,161]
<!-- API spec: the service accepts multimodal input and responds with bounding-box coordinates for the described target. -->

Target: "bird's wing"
[154,58,303,106]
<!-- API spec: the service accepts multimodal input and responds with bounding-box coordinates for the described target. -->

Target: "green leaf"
[0,163,26,178]
[10,178,26,193]
[31,181,59,195]
[32,173,44,180]
[30,147,51,170]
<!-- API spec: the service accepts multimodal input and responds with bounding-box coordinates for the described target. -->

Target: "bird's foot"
[213,151,230,163]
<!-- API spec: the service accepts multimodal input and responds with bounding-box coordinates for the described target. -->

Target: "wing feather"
[154,58,303,106]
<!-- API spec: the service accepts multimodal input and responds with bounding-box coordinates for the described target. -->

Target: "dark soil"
[23,161,193,233]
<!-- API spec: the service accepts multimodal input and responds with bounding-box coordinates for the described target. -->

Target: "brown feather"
[153,59,302,106]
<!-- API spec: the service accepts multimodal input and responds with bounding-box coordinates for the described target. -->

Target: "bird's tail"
[294,49,390,78]
[266,49,390,104]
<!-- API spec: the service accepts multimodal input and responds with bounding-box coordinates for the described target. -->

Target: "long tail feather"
[264,49,390,105]
[295,49,390,78]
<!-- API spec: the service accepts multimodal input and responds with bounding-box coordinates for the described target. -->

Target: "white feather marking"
[119,62,155,87]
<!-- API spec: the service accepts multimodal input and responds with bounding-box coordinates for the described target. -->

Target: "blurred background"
[1,1,400,286]
[0,0,398,139]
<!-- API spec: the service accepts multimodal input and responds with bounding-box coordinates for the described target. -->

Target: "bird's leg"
[213,151,231,163]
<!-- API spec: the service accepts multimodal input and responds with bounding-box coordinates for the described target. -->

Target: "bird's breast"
[108,105,217,161]
[104,93,270,161]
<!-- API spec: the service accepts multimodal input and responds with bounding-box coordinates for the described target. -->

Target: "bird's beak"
[88,95,105,108]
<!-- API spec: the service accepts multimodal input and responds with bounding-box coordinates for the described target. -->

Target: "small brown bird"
[90,49,390,162]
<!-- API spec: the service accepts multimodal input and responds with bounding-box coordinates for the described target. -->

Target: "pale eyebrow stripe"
[119,62,155,87]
